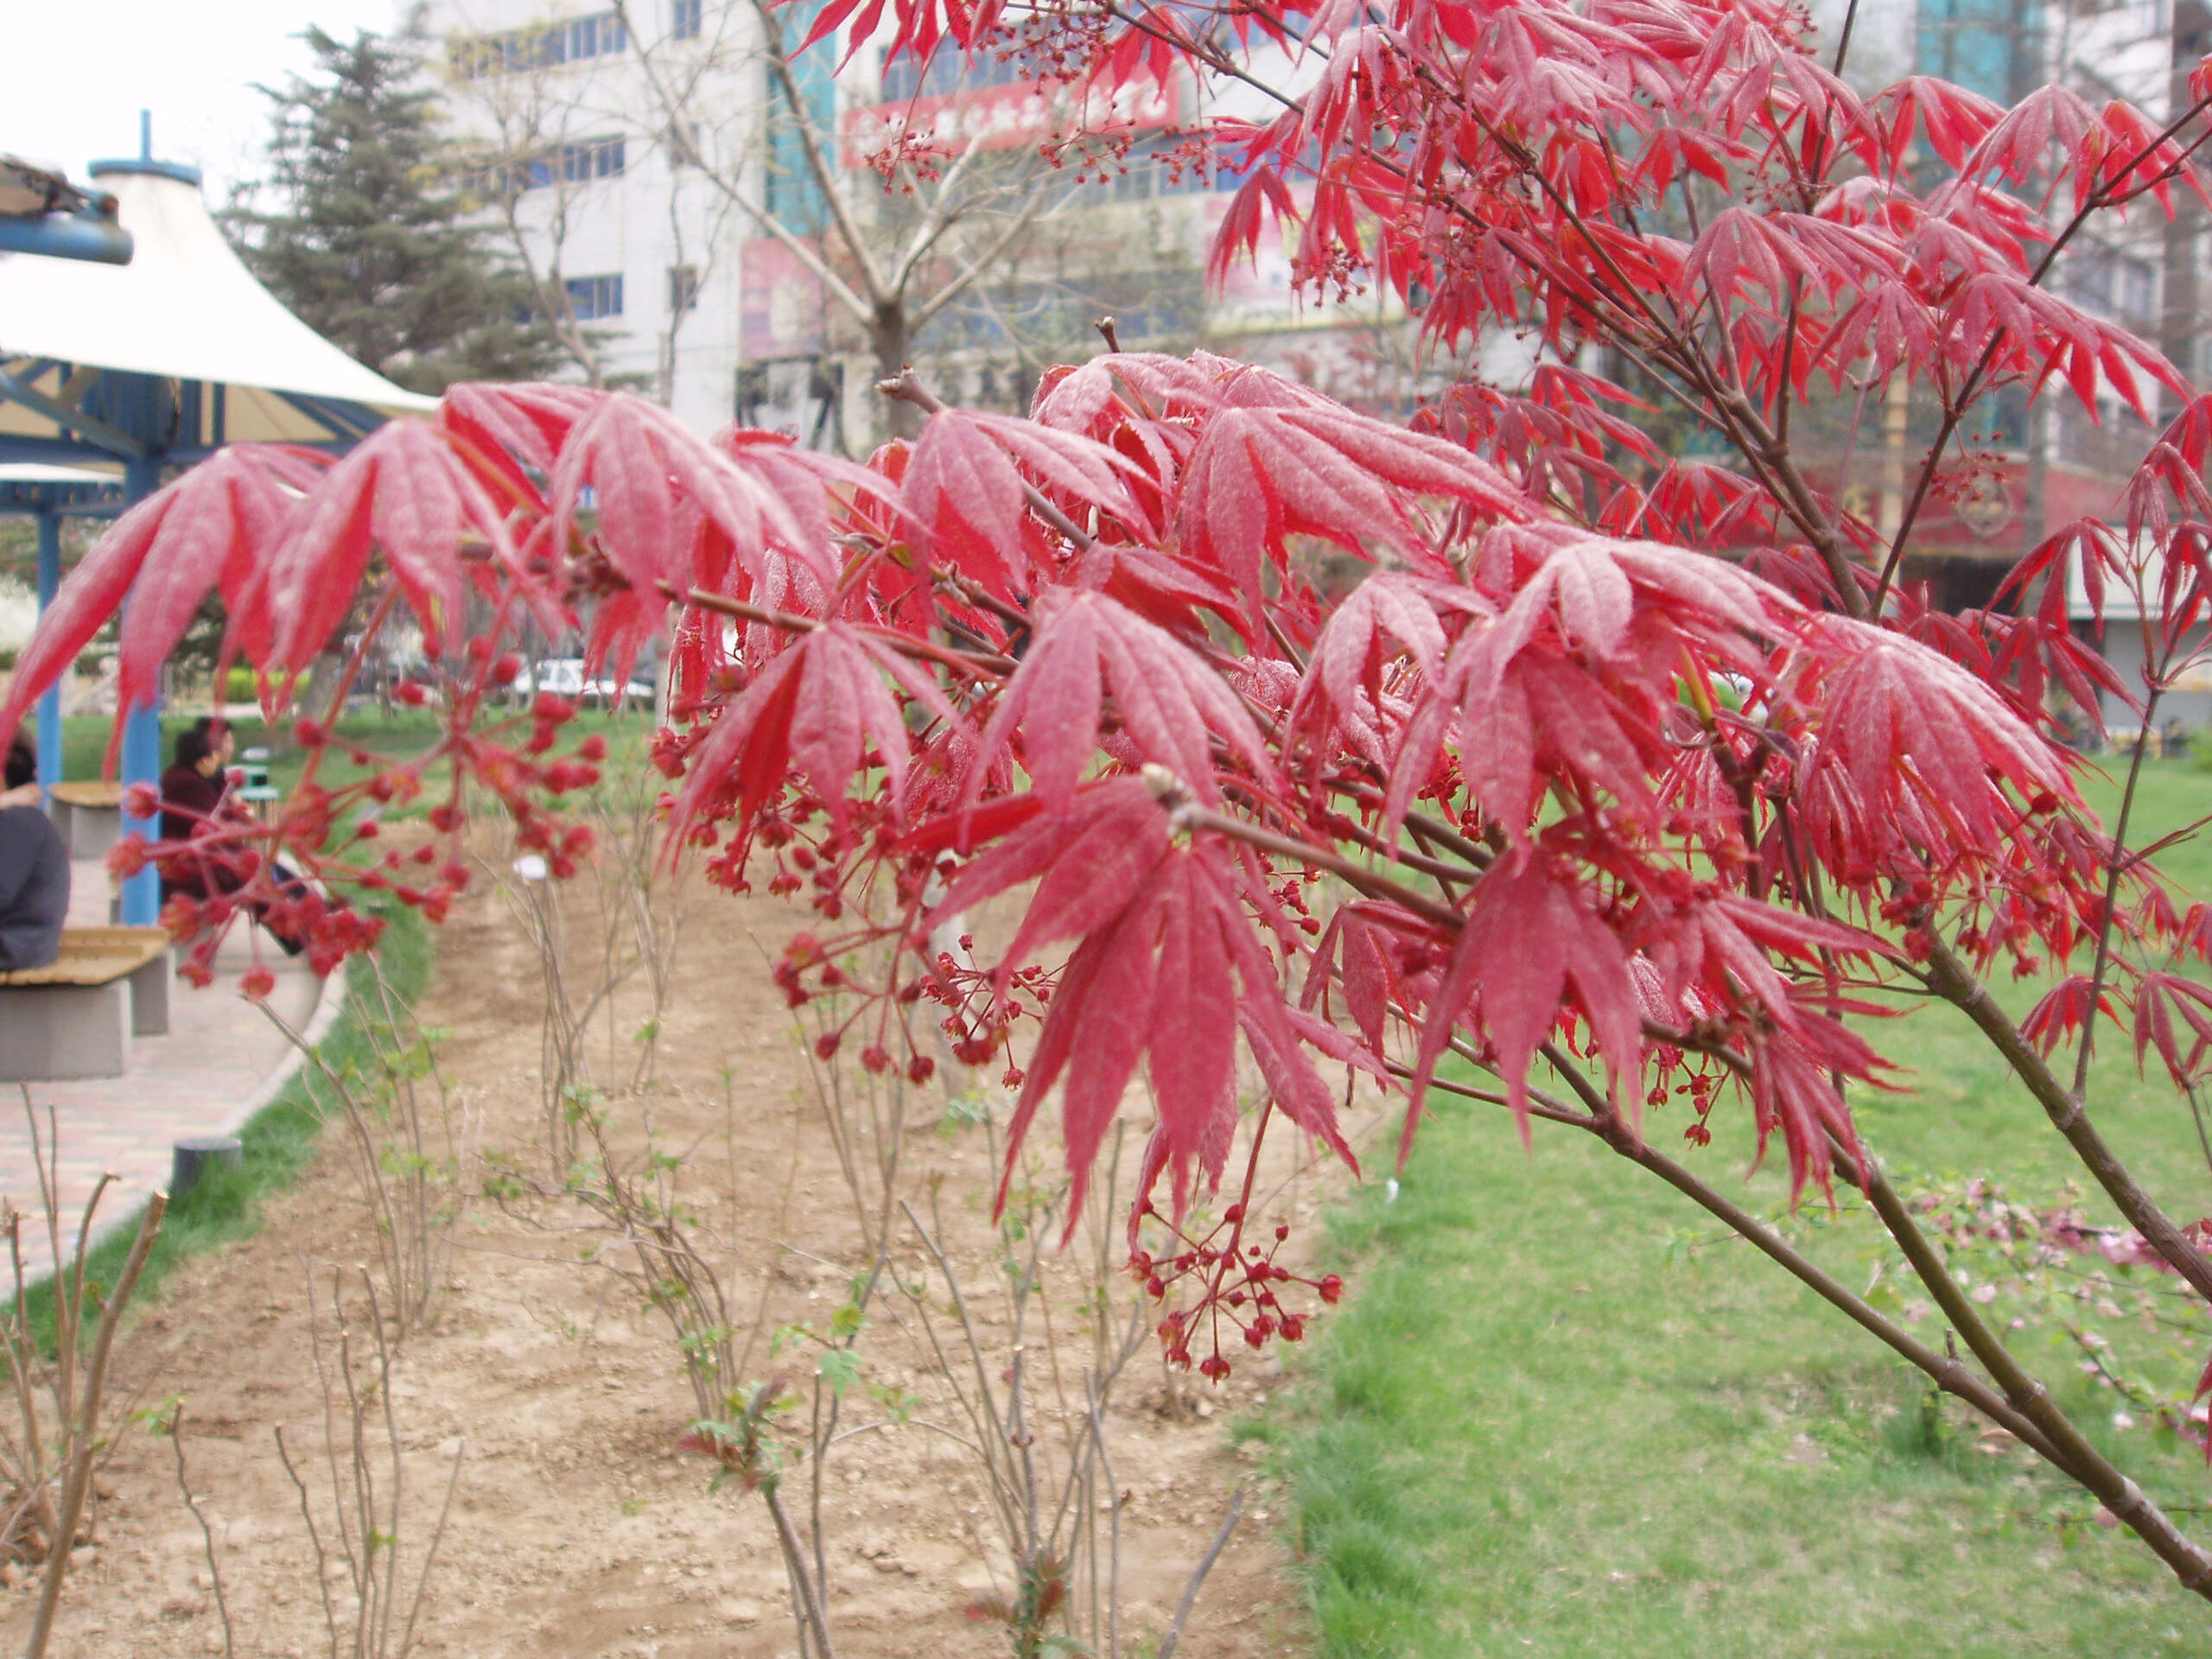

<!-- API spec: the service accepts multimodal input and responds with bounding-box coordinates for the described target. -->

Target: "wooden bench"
[0,928,172,1081]
[48,780,125,861]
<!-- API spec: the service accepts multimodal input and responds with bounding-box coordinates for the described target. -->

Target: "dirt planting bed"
[0,853,1324,1659]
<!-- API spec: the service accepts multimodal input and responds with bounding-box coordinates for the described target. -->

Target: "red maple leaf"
[0,444,326,760]
[974,589,1275,806]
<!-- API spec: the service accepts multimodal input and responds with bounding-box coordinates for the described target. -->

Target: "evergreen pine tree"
[238,26,563,393]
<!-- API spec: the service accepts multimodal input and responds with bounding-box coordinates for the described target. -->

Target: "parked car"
[512,658,657,709]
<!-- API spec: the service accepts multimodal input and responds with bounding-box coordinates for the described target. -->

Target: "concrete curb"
[216,957,348,1139]
[22,956,346,1289]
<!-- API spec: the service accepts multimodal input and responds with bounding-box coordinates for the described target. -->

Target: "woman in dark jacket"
[0,734,67,971]
[158,719,306,955]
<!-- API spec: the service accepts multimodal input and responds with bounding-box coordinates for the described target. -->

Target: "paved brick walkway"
[0,859,330,1281]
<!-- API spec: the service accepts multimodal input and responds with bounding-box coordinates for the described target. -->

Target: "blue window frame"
[558,136,626,182]
[569,12,628,58]
[565,274,625,321]
[453,11,627,78]
[672,0,703,41]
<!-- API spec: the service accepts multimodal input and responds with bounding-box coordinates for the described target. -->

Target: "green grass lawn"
[1259,758,2212,1657]
[49,703,654,823]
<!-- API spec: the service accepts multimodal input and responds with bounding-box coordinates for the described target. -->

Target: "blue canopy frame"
[1,157,400,924]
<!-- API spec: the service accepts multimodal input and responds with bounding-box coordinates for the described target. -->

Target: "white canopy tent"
[0,160,433,463]
[0,462,118,486]
[0,156,436,921]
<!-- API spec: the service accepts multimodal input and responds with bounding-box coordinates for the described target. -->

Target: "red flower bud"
[107,834,152,878]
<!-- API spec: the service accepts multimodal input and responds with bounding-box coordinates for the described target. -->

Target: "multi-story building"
[420,1,1411,446]
[423,0,2211,714]
[433,3,747,427]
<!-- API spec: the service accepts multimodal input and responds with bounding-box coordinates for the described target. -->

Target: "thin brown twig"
[1154,1484,1246,1659]
[168,1403,234,1659]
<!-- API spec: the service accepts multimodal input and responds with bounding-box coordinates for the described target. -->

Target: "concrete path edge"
[215,959,349,1140]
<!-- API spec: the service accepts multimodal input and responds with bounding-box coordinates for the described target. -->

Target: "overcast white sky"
[3,1,406,203]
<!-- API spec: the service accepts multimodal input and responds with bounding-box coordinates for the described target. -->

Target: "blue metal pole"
[34,511,61,798]
[118,457,161,925]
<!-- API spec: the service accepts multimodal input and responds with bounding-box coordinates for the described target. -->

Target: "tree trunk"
[871,302,920,442]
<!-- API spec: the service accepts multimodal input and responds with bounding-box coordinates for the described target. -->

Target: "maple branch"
[1110,6,1864,604]
[907,194,1064,334]
[1168,799,1464,931]
[1471,117,1868,609]
[2073,691,2161,1098]
[1828,0,1862,78]
[1322,774,1497,874]
[657,581,1019,677]
[932,567,1034,635]
[1097,1,1301,112]
[1827,1127,2212,1592]
[1329,814,1478,891]
[1394,1063,2075,1471]
[1405,1046,2212,1593]
[1920,931,2212,1307]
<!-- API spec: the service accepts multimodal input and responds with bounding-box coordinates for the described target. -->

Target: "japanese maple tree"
[13,0,2212,1605]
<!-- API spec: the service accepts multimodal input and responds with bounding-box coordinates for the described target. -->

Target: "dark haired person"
[158,719,307,957]
[158,718,231,849]
[0,734,67,971]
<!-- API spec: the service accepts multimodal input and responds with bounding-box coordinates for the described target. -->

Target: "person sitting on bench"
[0,734,68,971]
[158,719,307,957]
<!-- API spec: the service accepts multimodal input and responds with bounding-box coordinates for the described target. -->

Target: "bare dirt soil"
[0,850,1326,1659]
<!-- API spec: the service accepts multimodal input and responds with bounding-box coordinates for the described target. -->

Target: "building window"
[466,137,623,195]
[451,11,626,79]
[672,0,704,41]
[2066,245,2159,326]
[2118,257,2157,324]
[559,136,627,181]
[565,273,625,320]
[568,11,627,59]
[668,264,702,315]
